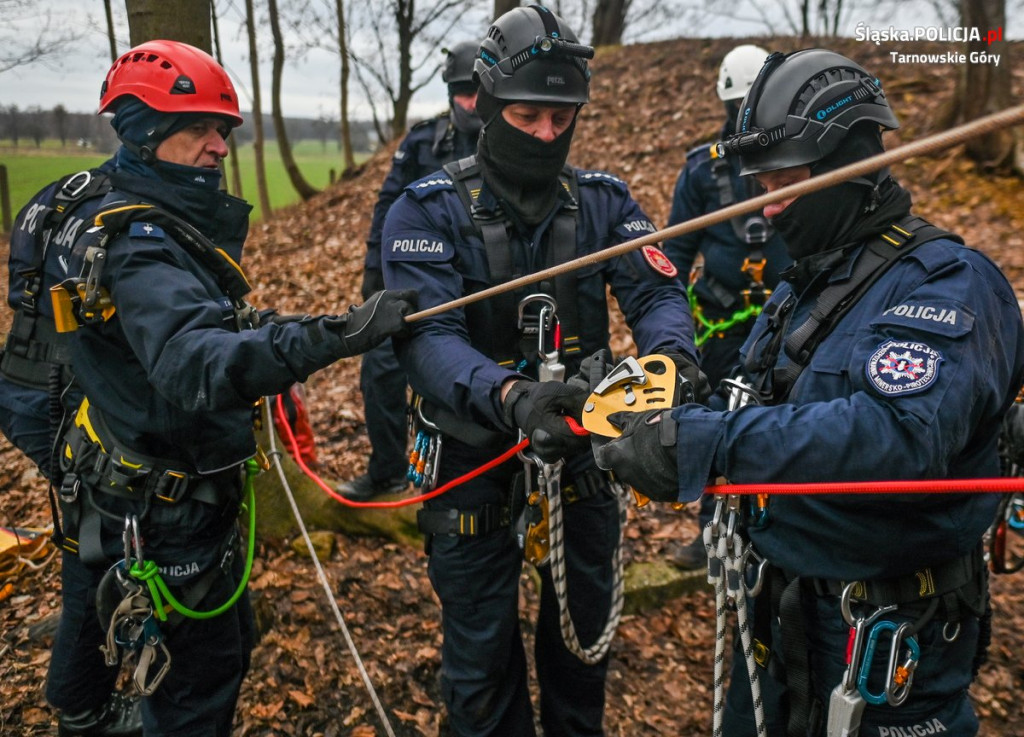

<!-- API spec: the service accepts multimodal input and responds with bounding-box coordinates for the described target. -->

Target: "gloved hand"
[594,409,679,502]
[360,267,385,301]
[662,351,712,404]
[325,289,418,357]
[567,348,614,394]
[503,380,590,463]
[1001,403,1024,467]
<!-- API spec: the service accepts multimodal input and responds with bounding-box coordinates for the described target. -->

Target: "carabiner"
[857,620,920,706]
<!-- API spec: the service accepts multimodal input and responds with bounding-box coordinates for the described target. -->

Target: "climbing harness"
[51,203,259,335]
[97,460,259,695]
[687,148,774,348]
[2,169,110,388]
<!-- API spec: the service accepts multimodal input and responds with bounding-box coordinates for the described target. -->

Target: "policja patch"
[641,245,678,278]
[866,339,943,396]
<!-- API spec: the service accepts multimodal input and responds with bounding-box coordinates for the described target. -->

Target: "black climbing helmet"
[717,48,900,176]
[474,4,593,105]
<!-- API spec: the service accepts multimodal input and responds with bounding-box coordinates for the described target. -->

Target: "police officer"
[49,40,416,736]
[663,44,792,569]
[2,160,114,479]
[596,48,1024,736]
[381,6,701,735]
[340,41,483,501]
[2,162,148,736]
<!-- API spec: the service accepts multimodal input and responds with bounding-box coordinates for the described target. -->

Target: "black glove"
[325,289,418,357]
[1001,403,1024,467]
[594,409,679,502]
[662,351,712,404]
[567,348,614,394]
[503,380,590,463]
[360,267,385,301]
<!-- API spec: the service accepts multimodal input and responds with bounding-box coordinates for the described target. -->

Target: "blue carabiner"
[857,620,921,706]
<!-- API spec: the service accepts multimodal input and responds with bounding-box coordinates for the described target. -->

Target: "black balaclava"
[770,125,907,261]
[449,81,482,136]
[475,88,577,226]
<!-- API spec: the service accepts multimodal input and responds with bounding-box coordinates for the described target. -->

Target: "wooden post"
[0,165,11,233]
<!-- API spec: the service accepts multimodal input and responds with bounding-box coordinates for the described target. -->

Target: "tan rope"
[406,103,1024,323]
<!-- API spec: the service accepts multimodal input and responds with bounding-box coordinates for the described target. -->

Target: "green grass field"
[0,139,369,225]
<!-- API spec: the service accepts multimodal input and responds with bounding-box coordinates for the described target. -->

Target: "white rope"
[545,461,628,665]
[706,499,766,737]
[262,398,397,737]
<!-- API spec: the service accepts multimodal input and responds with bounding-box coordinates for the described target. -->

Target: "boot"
[58,691,142,737]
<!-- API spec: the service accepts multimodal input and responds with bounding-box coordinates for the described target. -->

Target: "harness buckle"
[59,473,80,504]
[151,470,190,504]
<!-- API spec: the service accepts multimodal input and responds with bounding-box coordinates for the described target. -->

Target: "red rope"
[273,394,529,509]
[706,477,1024,495]
[273,394,1024,503]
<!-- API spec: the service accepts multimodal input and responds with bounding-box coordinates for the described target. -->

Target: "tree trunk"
[212,2,244,199]
[936,0,1018,171]
[392,0,414,140]
[103,0,117,61]
[245,0,273,220]
[592,0,628,47]
[493,0,519,20]
[124,0,212,49]
[336,0,357,173]
[252,419,421,547]
[267,0,320,200]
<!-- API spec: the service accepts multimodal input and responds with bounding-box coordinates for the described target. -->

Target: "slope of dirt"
[2,36,1024,736]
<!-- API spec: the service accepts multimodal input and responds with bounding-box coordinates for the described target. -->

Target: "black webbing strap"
[443,157,581,366]
[551,169,581,358]
[417,504,511,536]
[768,217,957,402]
[94,204,253,305]
[778,576,820,737]
[431,117,451,157]
[807,547,982,606]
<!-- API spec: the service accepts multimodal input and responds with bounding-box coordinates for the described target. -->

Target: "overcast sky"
[1,1,1017,122]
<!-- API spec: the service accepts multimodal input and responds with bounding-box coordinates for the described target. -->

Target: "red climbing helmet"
[98,39,242,128]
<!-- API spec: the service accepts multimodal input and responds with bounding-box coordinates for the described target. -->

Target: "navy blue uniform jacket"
[670,236,1024,579]
[381,165,697,437]
[365,115,477,273]
[663,141,789,310]
[67,156,362,474]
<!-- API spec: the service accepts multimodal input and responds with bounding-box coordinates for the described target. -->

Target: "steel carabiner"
[857,619,920,706]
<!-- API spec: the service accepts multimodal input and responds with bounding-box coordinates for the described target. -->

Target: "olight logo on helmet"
[816,94,854,120]
[546,75,565,86]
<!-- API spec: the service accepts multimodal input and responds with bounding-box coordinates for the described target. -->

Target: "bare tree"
[592,0,628,45]
[104,0,118,62]
[212,1,245,199]
[493,0,520,18]
[334,0,358,172]
[936,0,1020,173]
[124,0,212,48]
[348,0,480,142]
[244,0,273,219]
[53,104,69,147]
[267,0,319,200]
[0,0,83,74]
[4,105,21,147]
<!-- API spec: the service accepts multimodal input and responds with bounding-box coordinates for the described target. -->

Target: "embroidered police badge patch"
[866,340,943,396]
[641,245,678,278]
